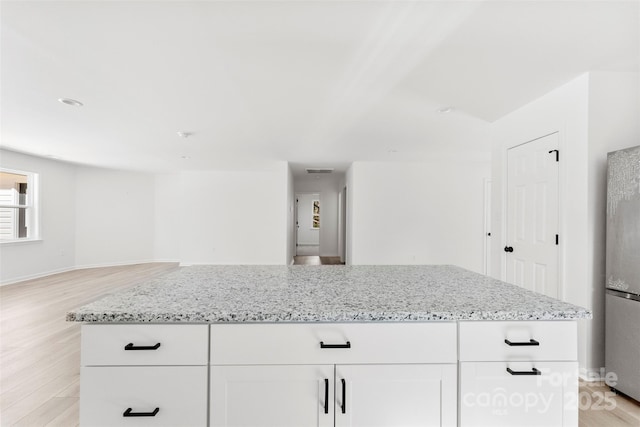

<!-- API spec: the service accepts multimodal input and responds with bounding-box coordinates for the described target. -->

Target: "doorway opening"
[290,164,347,266]
[295,193,320,256]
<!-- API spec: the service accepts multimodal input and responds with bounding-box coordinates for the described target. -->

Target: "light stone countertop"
[66,265,591,323]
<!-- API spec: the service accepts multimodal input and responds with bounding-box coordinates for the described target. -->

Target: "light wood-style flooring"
[0,263,178,426]
[1,263,639,426]
[293,255,345,265]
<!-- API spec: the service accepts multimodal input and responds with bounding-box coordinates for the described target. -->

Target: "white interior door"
[484,178,492,275]
[506,133,560,298]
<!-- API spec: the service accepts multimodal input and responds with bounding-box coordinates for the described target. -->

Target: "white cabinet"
[459,361,578,427]
[210,365,335,427]
[81,324,209,366]
[210,322,456,365]
[209,322,458,427]
[79,320,580,427]
[210,364,457,427]
[81,366,208,427]
[335,364,457,427]
[458,321,578,427]
[80,324,209,427]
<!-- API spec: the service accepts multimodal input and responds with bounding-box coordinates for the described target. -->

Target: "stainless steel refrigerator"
[605,145,640,402]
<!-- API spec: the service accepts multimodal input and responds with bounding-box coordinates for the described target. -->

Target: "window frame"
[0,167,40,244]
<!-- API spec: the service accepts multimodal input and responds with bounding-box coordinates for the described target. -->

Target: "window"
[0,169,39,242]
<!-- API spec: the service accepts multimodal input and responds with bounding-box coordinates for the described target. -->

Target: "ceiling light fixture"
[177,131,192,138]
[436,107,453,114]
[58,98,83,107]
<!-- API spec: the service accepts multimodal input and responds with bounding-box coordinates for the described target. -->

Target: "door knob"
[504,246,514,253]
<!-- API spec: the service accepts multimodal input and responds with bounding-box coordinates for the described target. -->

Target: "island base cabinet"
[335,364,457,427]
[210,365,335,427]
[80,366,208,427]
[459,361,578,427]
[210,364,457,427]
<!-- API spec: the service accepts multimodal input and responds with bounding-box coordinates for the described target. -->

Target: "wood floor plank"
[12,397,77,427]
[44,399,79,427]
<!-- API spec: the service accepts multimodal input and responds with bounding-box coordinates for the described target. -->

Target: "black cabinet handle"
[504,339,540,346]
[124,342,161,350]
[340,378,346,414]
[506,367,541,376]
[320,341,351,349]
[123,407,160,417]
[324,379,329,414]
[504,246,514,253]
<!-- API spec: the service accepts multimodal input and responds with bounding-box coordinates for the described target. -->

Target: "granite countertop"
[66,265,591,323]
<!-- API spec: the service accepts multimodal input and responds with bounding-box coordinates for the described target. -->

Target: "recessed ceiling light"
[177,131,192,138]
[436,107,453,114]
[58,98,83,107]
[388,149,398,153]
[181,155,191,160]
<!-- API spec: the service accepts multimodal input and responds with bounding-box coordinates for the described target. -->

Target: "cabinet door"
[335,364,457,427]
[210,365,334,427]
[80,366,208,427]
[459,361,578,427]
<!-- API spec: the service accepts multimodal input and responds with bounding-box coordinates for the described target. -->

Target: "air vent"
[305,168,334,174]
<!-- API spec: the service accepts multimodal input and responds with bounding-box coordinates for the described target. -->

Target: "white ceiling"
[1,1,638,175]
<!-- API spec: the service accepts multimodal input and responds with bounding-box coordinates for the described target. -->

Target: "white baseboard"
[74,259,162,270]
[0,260,180,287]
[0,266,76,287]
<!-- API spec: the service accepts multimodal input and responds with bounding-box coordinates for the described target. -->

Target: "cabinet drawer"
[459,361,578,427]
[80,366,208,427]
[459,321,577,362]
[210,322,457,365]
[81,324,208,366]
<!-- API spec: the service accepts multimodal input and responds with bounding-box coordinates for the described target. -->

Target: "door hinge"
[549,149,559,162]
[555,234,559,245]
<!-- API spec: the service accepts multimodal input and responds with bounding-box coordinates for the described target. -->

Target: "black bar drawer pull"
[341,378,346,414]
[506,367,541,376]
[124,342,161,350]
[320,341,351,349]
[504,339,539,347]
[123,407,160,417]
[324,378,329,414]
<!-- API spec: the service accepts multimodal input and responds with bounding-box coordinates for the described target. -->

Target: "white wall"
[2,154,290,284]
[175,162,288,265]
[294,173,343,257]
[0,150,77,284]
[489,71,640,378]
[154,173,181,262]
[286,165,295,264]
[348,160,490,272]
[295,193,320,246]
[75,166,156,267]
[345,165,355,265]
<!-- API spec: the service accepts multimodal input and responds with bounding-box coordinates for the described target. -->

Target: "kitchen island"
[68,265,590,427]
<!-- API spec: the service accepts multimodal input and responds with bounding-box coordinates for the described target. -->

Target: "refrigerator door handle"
[606,288,640,302]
